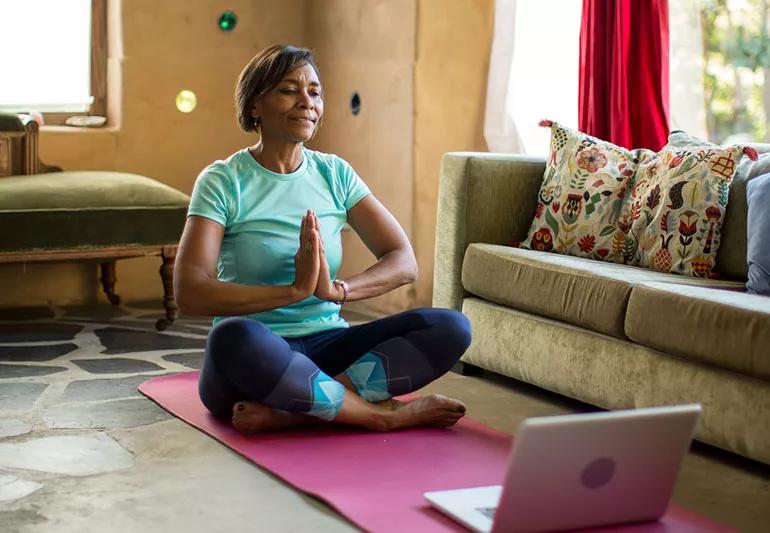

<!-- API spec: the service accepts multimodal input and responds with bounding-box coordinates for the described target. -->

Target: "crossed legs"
[198,308,472,433]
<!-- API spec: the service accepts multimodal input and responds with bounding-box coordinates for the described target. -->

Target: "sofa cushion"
[0,172,190,209]
[520,121,645,259]
[667,131,770,279]
[461,244,743,339]
[0,172,190,252]
[625,282,770,380]
[746,173,770,295]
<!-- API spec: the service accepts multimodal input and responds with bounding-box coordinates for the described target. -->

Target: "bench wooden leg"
[99,261,121,305]
[156,246,179,331]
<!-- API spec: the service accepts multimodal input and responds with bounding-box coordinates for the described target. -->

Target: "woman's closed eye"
[280,87,322,98]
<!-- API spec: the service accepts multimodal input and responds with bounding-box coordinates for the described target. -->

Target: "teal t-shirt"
[187,146,371,337]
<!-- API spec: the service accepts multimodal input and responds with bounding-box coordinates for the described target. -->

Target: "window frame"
[39,0,107,125]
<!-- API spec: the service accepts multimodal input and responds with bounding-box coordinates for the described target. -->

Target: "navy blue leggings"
[198,308,472,421]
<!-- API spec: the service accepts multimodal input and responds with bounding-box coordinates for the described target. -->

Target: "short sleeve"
[335,156,371,210]
[187,164,233,226]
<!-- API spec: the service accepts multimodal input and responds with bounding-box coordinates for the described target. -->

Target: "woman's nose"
[298,91,313,108]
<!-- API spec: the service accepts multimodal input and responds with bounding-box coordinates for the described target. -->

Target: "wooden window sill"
[40,125,120,134]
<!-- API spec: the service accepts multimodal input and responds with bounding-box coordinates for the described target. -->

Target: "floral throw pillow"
[620,144,756,277]
[520,121,652,259]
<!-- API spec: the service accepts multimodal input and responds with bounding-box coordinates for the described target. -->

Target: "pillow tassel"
[538,119,554,128]
[743,146,758,161]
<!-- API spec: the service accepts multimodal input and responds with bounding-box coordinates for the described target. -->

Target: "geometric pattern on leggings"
[262,353,345,421]
[344,351,393,402]
[344,336,437,400]
[308,371,346,420]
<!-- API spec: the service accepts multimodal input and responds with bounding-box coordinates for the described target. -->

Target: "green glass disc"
[218,11,237,32]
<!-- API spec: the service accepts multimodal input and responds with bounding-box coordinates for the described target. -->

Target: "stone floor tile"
[0,323,82,343]
[108,320,209,336]
[0,508,48,529]
[62,375,173,402]
[0,433,134,475]
[95,327,206,354]
[0,343,77,362]
[162,352,203,369]
[0,474,43,502]
[0,418,32,438]
[62,305,130,319]
[137,312,213,325]
[0,383,49,410]
[0,306,54,321]
[42,398,173,429]
[0,364,67,379]
[71,358,163,374]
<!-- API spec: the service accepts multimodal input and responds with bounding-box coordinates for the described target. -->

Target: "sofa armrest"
[433,152,546,310]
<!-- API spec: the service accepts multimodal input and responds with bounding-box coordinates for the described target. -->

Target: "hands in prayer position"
[292,209,344,302]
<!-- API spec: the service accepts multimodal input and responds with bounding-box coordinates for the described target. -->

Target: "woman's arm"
[174,214,320,317]
[335,195,418,302]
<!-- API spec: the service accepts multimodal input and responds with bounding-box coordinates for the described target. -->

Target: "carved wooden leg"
[156,246,179,331]
[99,261,121,305]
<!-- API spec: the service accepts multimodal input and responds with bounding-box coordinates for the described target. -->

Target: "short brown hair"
[234,44,321,133]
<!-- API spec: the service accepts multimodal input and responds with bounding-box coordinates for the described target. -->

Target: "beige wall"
[0,0,494,313]
[413,0,494,307]
[308,0,417,315]
[309,0,493,314]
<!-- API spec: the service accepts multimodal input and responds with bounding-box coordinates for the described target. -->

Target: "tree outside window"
[701,0,770,143]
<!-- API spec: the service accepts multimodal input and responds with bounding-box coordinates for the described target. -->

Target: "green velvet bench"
[0,114,189,330]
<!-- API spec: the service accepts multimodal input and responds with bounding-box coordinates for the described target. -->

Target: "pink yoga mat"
[139,372,733,533]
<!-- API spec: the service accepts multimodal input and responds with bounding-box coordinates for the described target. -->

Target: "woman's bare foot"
[384,394,466,430]
[374,398,405,411]
[232,395,466,434]
[231,401,309,434]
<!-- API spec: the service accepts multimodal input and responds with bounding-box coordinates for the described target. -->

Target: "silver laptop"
[424,404,701,533]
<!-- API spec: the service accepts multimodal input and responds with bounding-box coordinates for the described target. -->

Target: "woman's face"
[252,63,323,143]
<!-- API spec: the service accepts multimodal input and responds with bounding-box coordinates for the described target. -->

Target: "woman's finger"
[310,231,321,269]
[312,211,325,249]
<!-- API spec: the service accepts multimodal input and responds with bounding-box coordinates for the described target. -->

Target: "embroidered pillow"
[667,130,770,278]
[521,121,651,260]
[622,143,755,277]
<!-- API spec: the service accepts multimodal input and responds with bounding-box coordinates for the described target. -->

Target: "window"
[489,0,769,154]
[0,0,107,123]
[672,0,769,143]
[507,0,582,155]
[700,0,769,143]
[484,0,584,156]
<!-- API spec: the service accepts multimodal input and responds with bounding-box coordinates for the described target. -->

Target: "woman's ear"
[250,100,262,130]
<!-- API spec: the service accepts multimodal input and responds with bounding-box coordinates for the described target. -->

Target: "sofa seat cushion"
[461,244,744,339]
[626,282,770,380]
[0,172,190,252]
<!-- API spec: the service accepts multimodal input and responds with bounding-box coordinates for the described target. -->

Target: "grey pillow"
[746,173,770,295]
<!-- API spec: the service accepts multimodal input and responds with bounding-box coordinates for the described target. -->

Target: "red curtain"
[579,0,670,151]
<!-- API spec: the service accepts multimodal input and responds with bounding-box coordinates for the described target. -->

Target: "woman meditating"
[174,44,471,434]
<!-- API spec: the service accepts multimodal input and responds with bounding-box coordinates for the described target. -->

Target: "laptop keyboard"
[476,506,497,519]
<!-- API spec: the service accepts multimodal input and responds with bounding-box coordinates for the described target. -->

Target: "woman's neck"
[249,140,304,174]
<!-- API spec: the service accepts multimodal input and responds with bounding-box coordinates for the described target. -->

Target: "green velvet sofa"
[0,113,190,329]
[434,151,770,465]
